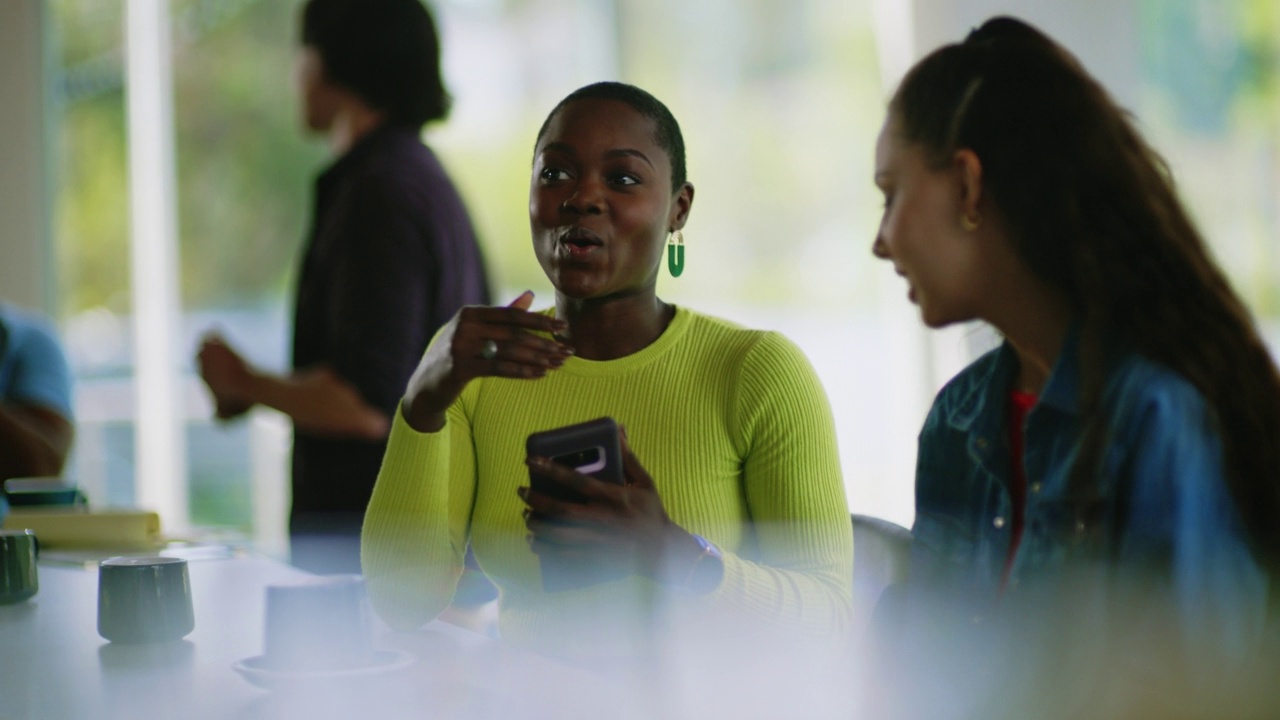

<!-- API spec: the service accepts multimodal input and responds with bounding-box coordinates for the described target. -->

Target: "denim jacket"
[910,333,1269,660]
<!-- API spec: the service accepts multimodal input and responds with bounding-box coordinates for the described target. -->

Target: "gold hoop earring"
[961,212,981,232]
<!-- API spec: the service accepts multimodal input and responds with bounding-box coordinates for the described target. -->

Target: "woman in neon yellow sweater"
[361,82,853,663]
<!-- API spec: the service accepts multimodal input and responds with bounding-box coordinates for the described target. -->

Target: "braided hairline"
[944,77,984,158]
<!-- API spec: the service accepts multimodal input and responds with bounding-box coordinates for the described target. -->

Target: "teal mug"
[0,529,38,604]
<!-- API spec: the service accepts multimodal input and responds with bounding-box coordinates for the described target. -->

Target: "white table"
[1,552,862,719]
[0,553,645,720]
[0,553,314,720]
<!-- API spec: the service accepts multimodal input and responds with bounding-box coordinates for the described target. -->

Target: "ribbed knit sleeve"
[699,331,854,638]
[361,398,476,630]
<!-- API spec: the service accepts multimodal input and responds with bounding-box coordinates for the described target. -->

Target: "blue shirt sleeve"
[2,312,73,419]
[1119,374,1268,662]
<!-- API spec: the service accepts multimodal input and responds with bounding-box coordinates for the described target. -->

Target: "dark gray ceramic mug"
[97,556,194,643]
[0,529,38,604]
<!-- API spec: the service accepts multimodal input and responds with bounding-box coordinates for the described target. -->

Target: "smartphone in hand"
[525,417,626,591]
[526,416,623,502]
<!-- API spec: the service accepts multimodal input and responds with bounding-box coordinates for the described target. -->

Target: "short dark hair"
[301,0,450,127]
[534,82,687,191]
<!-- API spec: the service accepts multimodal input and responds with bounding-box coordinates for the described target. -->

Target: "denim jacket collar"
[1036,324,1083,416]
[944,324,1083,435]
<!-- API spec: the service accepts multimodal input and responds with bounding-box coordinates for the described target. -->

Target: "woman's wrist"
[680,534,724,595]
[401,396,447,434]
[649,525,723,594]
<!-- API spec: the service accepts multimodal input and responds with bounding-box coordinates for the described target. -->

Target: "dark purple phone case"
[526,416,624,501]
[525,417,626,592]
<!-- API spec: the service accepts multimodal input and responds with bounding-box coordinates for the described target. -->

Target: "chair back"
[851,513,912,631]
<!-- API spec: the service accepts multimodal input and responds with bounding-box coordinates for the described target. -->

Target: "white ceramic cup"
[261,574,374,671]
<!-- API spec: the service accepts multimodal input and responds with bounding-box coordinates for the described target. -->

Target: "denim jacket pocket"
[1031,495,1119,565]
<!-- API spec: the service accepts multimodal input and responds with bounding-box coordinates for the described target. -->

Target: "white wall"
[0,0,51,313]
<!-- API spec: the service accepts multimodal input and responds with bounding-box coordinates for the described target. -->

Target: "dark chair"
[851,513,912,632]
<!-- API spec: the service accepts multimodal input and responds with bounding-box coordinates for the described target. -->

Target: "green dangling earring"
[667,230,685,278]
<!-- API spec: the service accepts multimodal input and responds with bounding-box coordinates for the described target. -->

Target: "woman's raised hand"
[403,291,572,432]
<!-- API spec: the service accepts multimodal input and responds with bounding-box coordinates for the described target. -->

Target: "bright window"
[45,0,1280,549]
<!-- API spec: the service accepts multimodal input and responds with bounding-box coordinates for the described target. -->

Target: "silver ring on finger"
[480,339,499,360]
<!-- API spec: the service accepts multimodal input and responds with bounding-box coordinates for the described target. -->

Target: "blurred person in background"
[361,82,853,709]
[0,303,74,519]
[868,16,1279,719]
[197,0,491,577]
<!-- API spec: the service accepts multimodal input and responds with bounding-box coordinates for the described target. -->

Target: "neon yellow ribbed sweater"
[361,307,853,661]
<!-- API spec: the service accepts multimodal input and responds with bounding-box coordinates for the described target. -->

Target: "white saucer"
[231,649,415,690]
